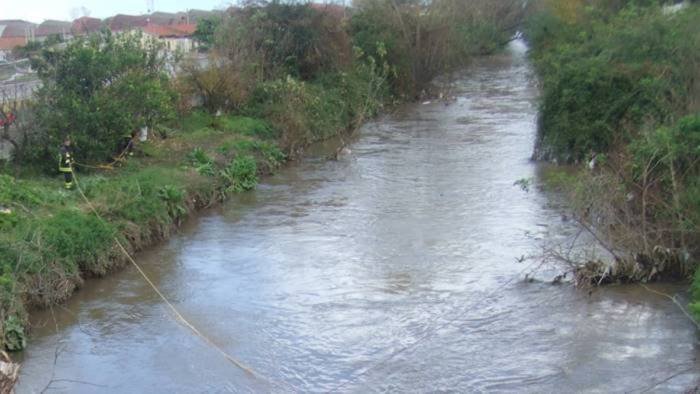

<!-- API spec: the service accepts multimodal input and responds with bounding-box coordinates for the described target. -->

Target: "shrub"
[215,1,352,81]
[527,3,700,162]
[186,147,215,176]
[22,31,177,171]
[351,0,520,97]
[157,185,188,220]
[220,156,258,194]
[691,268,700,320]
[2,316,25,352]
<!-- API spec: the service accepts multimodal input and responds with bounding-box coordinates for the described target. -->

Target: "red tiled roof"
[0,36,28,50]
[107,14,149,31]
[0,20,36,38]
[72,17,102,35]
[35,20,72,37]
[142,23,196,38]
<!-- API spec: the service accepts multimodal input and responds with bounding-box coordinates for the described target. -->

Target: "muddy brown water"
[17,41,700,393]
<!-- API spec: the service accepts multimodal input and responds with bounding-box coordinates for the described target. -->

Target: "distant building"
[142,23,198,53]
[106,14,150,32]
[0,20,36,40]
[35,20,72,42]
[0,9,214,61]
[71,16,103,36]
[0,38,27,61]
[0,20,36,61]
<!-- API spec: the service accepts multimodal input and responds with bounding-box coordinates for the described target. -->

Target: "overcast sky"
[1,0,235,23]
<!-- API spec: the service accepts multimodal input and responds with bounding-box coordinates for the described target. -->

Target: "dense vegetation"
[27,32,176,168]
[526,1,700,316]
[0,0,518,351]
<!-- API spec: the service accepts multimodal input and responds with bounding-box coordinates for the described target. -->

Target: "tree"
[25,31,176,168]
[193,16,222,51]
[215,1,352,81]
[351,0,525,96]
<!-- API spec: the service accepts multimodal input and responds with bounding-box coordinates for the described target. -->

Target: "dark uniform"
[119,131,136,157]
[59,144,74,189]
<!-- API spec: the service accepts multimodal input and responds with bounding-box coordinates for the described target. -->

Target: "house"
[106,14,150,32]
[35,20,73,42]
[148,10,218,25]
[0,37,28,61]
[71,16,103,36]
[0,20,36,40]
[0,20,35,61]
[142,23,197,53]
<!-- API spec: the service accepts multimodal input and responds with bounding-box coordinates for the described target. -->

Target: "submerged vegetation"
[0,0,519,352]
[526,1,700,316]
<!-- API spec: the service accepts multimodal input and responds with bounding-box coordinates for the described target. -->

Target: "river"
[16,41,700,393]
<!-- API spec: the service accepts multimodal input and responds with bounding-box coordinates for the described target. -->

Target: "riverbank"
[1,2,527,389]
[0,95,372,356]
[525,2,700,315]
[15,45,700,392]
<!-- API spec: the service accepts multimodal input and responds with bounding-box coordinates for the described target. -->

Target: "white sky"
[1,0,235,23]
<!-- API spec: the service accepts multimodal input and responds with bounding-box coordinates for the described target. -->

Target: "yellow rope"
[639,283,700,330]
[73,143,131,171]
[70,171,264,381]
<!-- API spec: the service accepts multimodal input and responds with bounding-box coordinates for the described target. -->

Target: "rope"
[70,170,271,384]
[639,283,700,330]
[73,143,131,171]
[73,162,116,170]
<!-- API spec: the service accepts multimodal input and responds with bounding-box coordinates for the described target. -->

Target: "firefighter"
[118,130,137,159]
[58,136,74,190]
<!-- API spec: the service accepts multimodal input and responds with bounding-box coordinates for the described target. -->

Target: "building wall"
[163,37,195,53]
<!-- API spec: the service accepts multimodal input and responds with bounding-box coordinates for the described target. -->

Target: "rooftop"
[0,20,36,38]
[142,23,197,38]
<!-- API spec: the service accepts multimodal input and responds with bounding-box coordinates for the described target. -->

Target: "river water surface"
[17,42,700,393]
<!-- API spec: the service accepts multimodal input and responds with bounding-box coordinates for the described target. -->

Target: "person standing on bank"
[59,136,74,190]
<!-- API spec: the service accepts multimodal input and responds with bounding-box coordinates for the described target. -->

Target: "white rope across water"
[71,171,287,389]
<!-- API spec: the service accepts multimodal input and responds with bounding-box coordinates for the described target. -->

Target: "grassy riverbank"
[0,61,386,349]
[1,113,268,350]
[525,1,700,316]
[0,0,523,354]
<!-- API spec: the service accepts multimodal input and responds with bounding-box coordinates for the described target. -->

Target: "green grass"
[178,110,216,133]
[219,115,278,140]
[0,113,287,350]
[0,59,384,352]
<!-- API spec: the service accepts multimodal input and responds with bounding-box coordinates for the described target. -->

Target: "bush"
[216,1,352,81]
[157,185,187,220]
[220,156,258,194]
[527,3,700,162]
[22,31,177,171]
[351,0,520,97]
[186,147,215,176]
[691,267,700,320]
